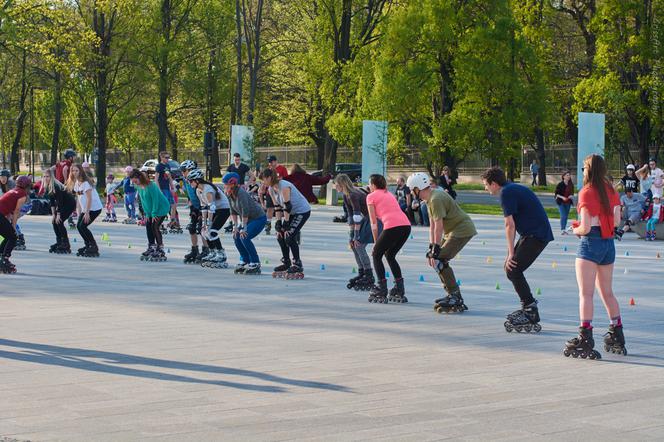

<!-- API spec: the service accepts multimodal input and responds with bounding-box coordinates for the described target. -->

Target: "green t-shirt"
[426,188,477,238]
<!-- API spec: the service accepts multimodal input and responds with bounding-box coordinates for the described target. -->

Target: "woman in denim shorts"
[565,154,626,359]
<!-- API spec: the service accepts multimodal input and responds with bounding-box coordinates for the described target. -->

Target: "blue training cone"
[419,274,425,282]
[456,279,461,286]
[320,264,326,270]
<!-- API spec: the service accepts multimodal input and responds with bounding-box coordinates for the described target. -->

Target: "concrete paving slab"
[1,206,663,440]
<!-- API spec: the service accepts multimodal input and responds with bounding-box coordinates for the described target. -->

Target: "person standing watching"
[554,171,575,235]
[530,160,539,186]
[482,166,553,333]
[226,153,251,186]
[55,149,76,183]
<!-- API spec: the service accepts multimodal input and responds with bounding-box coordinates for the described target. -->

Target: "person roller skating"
[405,172,477,312]
[365,174,411,304]
[563,154,626,359]
[222,172,267,275]
[0,175,31,274]
[103,174,118,222]
[482,167,553,332]
[188,169,231,269]
[259,168,310,280]
[130,170,170,263]
[334,174,375,292]
[115,166,138,224]
[40,168,76,254]
[67,164,103,258]
[178,160,208,264]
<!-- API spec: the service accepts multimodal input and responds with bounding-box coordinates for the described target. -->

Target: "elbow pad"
[284,201,292,214]
[352,214,363,223]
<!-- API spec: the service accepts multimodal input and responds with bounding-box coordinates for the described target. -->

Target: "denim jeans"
[234,215,266,264]
[558,203,571,231]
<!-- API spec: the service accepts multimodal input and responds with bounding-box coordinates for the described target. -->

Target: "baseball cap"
[626,164,635,170]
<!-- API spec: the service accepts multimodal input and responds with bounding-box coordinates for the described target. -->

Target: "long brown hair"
[129,169,150,186]
[66,164,93,191]
[583,154,613,214]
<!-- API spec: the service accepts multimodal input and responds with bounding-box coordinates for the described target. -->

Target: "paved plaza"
[1,207,663,441]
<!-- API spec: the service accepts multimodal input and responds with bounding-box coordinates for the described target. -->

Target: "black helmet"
[64,149,76,159]
[0,169,10,178]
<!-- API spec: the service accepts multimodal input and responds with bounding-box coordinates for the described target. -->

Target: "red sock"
[611,316,622,327]
[581,321,592,329]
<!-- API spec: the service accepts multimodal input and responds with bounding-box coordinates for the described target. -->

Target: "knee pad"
[187,223,197,235]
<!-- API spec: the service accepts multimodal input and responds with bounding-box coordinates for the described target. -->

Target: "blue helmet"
[222,172,240,185]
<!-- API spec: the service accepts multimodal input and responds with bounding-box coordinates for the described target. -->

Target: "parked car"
[139,159,182,181]
[311,163,362,182]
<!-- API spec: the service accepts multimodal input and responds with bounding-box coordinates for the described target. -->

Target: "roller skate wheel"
[533,324,542,332]
[571,351,579,358]
[515,325,524,333]
[563,348,571,357]
[504,322,514,332]
[353,286,360,291]
[604,344,610,352]
[524,324,532,333]
[621,348,627,356]
[589,351,601,360]
[346,283,353,289]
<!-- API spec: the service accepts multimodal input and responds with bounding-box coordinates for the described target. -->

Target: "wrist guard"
[426,243,441,259]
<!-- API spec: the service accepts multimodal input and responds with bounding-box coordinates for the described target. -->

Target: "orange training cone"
[629,297,635,306]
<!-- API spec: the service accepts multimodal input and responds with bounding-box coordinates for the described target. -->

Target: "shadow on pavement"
[0,339,351,393]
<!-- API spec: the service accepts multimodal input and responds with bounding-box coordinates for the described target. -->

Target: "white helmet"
[406,172,431,191]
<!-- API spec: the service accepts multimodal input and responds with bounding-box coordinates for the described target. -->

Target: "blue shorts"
[161,189,174,204]
[577,227,615,265]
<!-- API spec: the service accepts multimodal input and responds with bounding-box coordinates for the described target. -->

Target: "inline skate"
[168,220,183,234]
[183,246,199,264]
[434,291,468,314]
[264,221,272,235]
[49,242,61,253]
[122,217,137,225]
[77,244,99,258]
[368,279,388,304]
[140,245,155,261]
[53,240,71,254]
[563,327,601,359]
[195,246,210,264]
[504,301,541,333]
[272,258,291,278]
[234,262,247,274]
[148,246,167,262]
[203,249,228,269]
[285,260,304,279]
[14,234,26,251]
[243,263,261,275]
[387,278,408,303]
[0,257,17,274]
[603,324,627,355]
[109,214,117,223]
[102,214,111,222]
[347,269,374,291]
[224,222,234,233]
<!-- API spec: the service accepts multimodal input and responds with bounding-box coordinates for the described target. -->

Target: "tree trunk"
[638,117,652,164]
[50,71,63,165]
[157,63,169,154]
[535,127,547,186]
[209,137,221,178]
[10,50,28,173]
[95,73,109,189]
[234,0,243,124]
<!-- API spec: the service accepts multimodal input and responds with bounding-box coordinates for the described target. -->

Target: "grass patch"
[455,183,556,192]
[459,202,576,219]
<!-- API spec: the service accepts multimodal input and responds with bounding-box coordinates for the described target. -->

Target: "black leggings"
[0,215,17,258]
[77,210,101,247]
[208,208,230,250]
[506,236,548,306]
[277,211,310,263]
[372,225,411,280]
[52,205,75,245]
[146,216,167,246]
